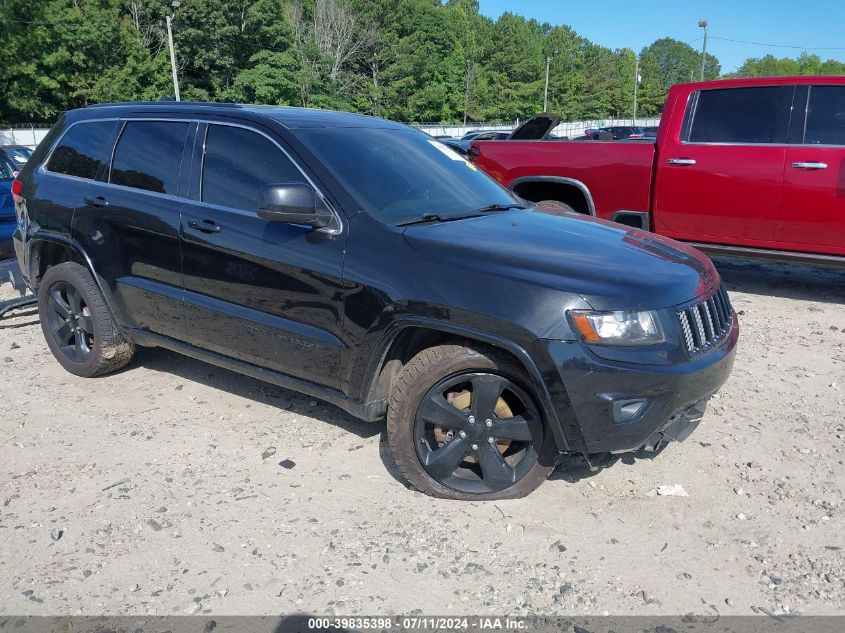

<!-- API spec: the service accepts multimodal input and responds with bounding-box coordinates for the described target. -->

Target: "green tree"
[733,52,845,77]
[637,37,719,111]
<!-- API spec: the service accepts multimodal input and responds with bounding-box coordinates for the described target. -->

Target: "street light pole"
[543,56,551,112]
[166,1,181,101]
[632,57,640,125]
[698,19,708,81]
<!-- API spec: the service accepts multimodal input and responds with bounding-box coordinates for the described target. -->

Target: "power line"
[710,36,845,51]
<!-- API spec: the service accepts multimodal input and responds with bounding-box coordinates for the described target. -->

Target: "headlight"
[569,310,665,346]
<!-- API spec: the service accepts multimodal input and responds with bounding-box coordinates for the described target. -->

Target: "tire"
[535,200,576,216]
[38,262,135,378]
[387,344,556,500]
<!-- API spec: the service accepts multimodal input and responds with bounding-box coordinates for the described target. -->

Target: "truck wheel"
[387,344,555,500]
[38,262,135,378]
[535,200,575,215]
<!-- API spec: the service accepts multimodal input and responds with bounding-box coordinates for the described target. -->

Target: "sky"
[478,0,845,74]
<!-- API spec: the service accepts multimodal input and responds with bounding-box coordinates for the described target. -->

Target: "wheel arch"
[360,317,570,451]
[510,176,596,216]
[29,233,125,325]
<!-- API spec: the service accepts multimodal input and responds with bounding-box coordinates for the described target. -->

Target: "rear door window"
[803,86,845,146]
[110,121,189,195]
[201,124,304,212]
[686,86,793,144]
[46,120,117,179]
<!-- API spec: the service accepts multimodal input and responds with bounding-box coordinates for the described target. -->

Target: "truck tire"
[38,262,135,378]
[387,344,556,500]
[536,200,576,215]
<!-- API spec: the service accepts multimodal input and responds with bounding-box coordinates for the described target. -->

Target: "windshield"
[293,127,519,226]
[6,146,32,165]
[0,152,16,179]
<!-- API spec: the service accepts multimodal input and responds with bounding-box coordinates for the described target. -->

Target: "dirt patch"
[1,258,843,616]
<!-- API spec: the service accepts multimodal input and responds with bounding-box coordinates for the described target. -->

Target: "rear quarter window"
[45,120,118,179]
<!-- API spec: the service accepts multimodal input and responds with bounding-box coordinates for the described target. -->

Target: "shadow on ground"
[135,346,382,440]
[713,257,845,304]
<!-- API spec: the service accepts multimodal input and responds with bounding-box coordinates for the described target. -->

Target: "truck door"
[776,84,845,255]
[654,85,794,244]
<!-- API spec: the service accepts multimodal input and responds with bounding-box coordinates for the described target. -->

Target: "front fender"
[354,313,572,452]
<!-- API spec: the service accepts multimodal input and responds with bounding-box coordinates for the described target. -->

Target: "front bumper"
[540,314,738,454]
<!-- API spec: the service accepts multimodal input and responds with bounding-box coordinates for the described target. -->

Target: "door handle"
[188,219,222,233]
[667,158,697,166]
[83,195,109,207]
[791,161,828,170]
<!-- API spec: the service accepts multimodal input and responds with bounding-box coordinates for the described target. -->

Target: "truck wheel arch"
[510,176,596,216]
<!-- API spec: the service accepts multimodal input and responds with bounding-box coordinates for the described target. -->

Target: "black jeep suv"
[11,103,738,500]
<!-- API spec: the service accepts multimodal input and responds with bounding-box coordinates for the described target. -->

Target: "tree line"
[1,0,844,126]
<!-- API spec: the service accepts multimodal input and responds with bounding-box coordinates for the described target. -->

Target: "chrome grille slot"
[678,284,734,355]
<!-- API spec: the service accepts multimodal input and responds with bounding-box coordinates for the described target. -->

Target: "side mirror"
[257,183,333,228]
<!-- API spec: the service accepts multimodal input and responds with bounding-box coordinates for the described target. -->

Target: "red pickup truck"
[471,76,845,267]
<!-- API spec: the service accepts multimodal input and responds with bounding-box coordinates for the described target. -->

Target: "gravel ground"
[0,257,843,617]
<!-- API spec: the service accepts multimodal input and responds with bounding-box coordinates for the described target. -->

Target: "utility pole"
[543,56,551,112]
[166,1,181,101]
[698,19,709,81]
[632,57,640,126]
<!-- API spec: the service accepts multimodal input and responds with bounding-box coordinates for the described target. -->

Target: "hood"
[508,113,560,140]
[402,210,718,311]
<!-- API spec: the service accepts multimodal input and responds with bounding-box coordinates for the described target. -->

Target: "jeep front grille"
[678,284,733,355]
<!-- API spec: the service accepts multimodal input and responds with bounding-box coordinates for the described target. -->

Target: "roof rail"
[85,101,245,109]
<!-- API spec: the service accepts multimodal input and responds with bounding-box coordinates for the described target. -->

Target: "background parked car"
[439,138,470,156]
[603,126,645,139]
[0,149,18,258]
[461,130,511,141]
[1,145,33,168]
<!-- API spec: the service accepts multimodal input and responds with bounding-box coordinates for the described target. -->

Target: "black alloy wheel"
[413,371,543,494]
[45,280,95,363]
[37,262,135,377]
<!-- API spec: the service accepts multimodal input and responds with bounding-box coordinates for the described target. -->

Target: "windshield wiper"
[395,213,451,227]
[469,203,530,213]
[396,205,527,227]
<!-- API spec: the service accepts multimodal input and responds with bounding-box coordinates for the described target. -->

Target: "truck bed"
[473,140,656,220]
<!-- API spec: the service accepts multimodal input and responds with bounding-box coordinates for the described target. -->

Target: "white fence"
[1,127,49,148]
[416,117,661,139]
[3,117,662,149]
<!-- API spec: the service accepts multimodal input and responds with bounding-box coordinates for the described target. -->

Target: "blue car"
[0,149,18,259]
[2,145,33,168]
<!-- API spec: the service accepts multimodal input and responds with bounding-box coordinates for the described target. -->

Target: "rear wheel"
[38,262,135,378]
[387,344,555,500]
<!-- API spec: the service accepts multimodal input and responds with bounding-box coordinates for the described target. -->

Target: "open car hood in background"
[508,113,560,140]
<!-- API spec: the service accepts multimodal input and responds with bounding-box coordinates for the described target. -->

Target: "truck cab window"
[687,86,793,144]
[804,86,845,146]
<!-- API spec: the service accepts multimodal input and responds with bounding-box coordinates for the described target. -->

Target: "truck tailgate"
[473,141,656,220]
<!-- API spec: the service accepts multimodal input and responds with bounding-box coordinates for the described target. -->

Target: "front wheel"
[387,344,555,500]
